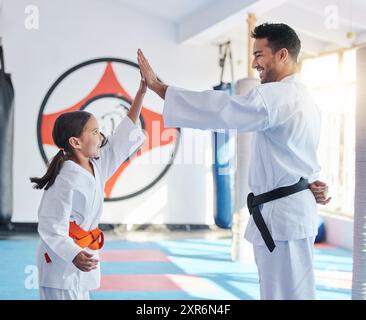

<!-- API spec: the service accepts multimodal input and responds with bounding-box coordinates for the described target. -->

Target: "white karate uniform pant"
[39,286,90,300]
[253,236,316,300]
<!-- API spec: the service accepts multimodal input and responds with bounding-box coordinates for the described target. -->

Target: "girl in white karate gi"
[30,76,147,300]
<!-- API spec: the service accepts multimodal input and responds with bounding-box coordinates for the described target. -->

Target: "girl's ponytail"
[30,110,93,191]
[30,149,66,190]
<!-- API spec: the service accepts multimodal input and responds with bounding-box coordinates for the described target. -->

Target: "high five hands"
[137,49,168,99]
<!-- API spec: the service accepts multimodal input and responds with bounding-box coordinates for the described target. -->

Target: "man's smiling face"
[252,38,278,84]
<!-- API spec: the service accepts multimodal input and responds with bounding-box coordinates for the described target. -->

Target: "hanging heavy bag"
[0,45,15,223]
[212,42,235,229]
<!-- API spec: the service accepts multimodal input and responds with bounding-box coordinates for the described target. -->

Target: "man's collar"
[280,73,301,83]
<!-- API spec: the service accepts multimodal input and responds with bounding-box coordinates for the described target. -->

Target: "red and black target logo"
[37,58,180,201]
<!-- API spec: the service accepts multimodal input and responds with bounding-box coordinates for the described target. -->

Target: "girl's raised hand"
[138,71,147,95]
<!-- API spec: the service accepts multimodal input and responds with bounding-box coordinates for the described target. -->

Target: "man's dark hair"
[251,23,301,62]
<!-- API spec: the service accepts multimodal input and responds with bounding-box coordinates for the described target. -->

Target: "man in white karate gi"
[137,23,331,300]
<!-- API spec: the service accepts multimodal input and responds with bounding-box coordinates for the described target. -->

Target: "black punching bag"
[0,45,15,223]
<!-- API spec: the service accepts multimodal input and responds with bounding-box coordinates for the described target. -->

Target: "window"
[301,50,356,218]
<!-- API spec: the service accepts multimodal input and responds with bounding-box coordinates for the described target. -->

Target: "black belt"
[247,178,309,252]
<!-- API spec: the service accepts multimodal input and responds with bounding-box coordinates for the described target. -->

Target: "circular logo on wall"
[37,58,180,201]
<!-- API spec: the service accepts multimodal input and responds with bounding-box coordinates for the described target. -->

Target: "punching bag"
[0,45,15,223]
[212,41,235,229]
[212,82,235,228]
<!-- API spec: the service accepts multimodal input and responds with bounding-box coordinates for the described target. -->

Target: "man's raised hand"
[137,49,158,90]
[137,49,168,99]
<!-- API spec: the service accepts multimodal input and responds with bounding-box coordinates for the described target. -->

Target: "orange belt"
[69,221,104,250]
[44,222,104,264]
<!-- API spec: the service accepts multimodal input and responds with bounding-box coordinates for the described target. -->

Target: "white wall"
[0,0,226,224]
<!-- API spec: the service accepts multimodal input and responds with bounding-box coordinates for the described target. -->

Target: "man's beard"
[260,67,277,84]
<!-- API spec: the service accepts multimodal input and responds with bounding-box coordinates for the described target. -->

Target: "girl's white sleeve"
[97,116,146,183]
[37,177,82,263]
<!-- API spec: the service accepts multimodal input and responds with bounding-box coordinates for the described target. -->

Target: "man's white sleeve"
[163,86,270,132]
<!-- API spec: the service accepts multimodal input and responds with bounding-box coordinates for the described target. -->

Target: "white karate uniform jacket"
[163,74,321,246]
[36,116,145,290]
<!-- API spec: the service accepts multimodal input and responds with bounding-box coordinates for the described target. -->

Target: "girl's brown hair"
[30,111,107,190]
